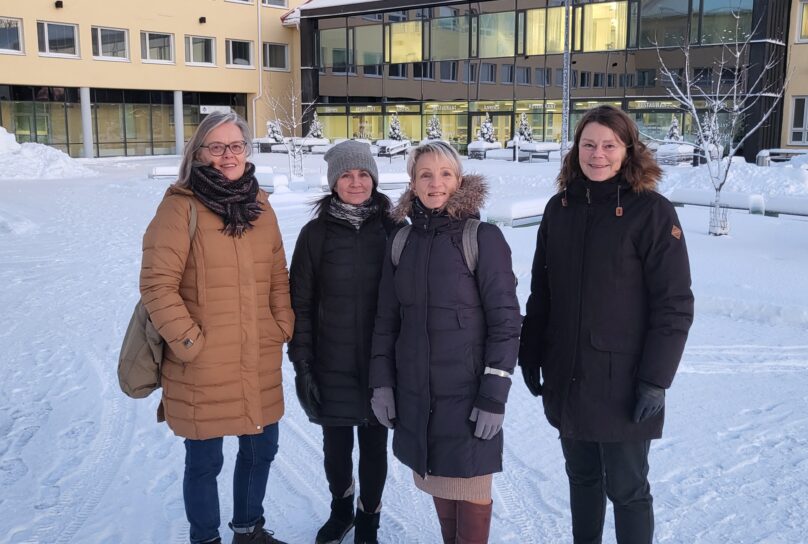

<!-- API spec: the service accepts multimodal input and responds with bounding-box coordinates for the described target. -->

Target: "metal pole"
[174,90,184,155]
[79,87,94,158]
[561,0,571,154]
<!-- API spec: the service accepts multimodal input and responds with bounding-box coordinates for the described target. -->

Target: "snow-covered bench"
[764,196,808,217]
[668,189,767,214]
[655,142,697,165]
[149,165,274,193]
[376,139,410,161]
[467,141,502,160]
[755,148,808,166]
[484,197,549,228]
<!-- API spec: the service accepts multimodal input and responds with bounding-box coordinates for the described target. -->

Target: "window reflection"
[479,12,515,58]
[581,2,628,52]
[388,21,422,63]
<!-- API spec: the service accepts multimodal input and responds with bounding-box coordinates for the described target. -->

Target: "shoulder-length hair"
[557,105,661,192]
[174,111,253,188]
[407,140,463,182]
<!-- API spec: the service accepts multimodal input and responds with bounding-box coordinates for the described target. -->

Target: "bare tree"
[656,14,786,235]
[264,79,317,179]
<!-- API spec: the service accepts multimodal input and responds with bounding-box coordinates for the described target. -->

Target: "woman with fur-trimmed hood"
[519,105,694,544]
[369,141,521,543]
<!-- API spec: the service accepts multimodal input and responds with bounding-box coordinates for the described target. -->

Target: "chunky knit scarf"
[327,196,377,230]
[189,162,262,237]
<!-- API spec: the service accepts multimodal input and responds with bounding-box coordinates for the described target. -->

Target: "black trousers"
[560,438,653,544]
[322,424,388,512]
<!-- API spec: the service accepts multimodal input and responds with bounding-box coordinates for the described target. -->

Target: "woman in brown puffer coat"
[140,111,293,544]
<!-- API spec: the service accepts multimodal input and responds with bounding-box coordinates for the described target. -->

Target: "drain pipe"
[251,0,264,138]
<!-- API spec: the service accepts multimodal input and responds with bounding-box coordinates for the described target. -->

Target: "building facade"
[298,0,789,159]
[783,0,808,150]
[0,0,301,157]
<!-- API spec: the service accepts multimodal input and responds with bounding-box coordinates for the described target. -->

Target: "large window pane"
[354,25,383,67]
[141,32,173,62]
[700,0,753,44]
[226,39,252,66]
[95,103,125,157]
[430,16,469,60]
[479,12,515,58]
[802,3,808,40]
[319,28,347,69]
[389,21,422,63]
[525,10,546,56]
[546,7,567,54]
[93,27,127,58]
[38,22,78,55]
[263,42,288,69]
[640,0,688,47]
[151,104,174,154]
[582,2,628,52]
[186,36,214,64]
[0,18,23,53]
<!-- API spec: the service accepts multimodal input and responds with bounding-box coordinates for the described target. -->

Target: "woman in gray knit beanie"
[288,139,400,544]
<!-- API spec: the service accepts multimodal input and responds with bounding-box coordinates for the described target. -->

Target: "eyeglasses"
[200,140,247,156]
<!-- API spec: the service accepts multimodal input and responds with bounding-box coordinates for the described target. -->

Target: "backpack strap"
[188,200,198,241]
[461,218,481,274]
[391,224,412,267]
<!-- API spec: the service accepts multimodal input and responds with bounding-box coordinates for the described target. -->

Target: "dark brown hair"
[557,105,661,192]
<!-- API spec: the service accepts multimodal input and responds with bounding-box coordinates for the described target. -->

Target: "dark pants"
[183,424,279,544]
[560,438,653,544]
[322,424,388,512]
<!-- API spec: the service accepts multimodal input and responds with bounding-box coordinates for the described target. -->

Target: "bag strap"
[391,224,412,267]
[461,218,480,273]
[188,199,198,241]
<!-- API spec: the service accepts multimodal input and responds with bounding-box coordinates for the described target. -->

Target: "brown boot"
[433,497,458,544]
[456,500,493,544]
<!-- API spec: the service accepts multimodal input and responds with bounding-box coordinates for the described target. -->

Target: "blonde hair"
[175,111,252,188]
[407,141,463,182]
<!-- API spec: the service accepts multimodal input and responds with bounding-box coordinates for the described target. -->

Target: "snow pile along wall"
[0,127,97,179]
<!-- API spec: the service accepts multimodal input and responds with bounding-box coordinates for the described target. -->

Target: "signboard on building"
[200,105,232,115]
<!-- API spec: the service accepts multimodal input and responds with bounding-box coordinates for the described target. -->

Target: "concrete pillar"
[174,91,184,155]
[79,87,94,158]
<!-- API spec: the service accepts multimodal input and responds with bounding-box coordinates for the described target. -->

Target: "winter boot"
[229,517,287,544]
[456,500,493,544]
[316,492,355,544]
[354,499,381,544]
[433,497,458,544]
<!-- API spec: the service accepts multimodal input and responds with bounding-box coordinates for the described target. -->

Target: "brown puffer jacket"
[140,184,294,440]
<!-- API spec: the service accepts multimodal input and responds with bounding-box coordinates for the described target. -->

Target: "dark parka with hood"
[519,173,694,442]
[370,175,522,478]
[288,193,398,426]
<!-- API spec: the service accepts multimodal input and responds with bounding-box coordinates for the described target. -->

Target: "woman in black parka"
[369,141,521,544]
[519,106,694,544]
[289,140,398,544]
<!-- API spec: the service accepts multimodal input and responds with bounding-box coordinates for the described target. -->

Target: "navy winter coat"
[370,175,522,478]
[519,174,694,442]
[289,194,397,426]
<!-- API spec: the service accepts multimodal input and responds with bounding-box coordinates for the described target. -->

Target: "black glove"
[292,359,321,419]
[633,380,665,423]
[521,365,542,397]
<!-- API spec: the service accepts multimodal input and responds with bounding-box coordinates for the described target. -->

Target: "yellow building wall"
[783,0,808,147]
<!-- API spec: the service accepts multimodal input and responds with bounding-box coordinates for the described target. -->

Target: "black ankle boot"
[354,502,380,544]
[316,494,355,544]
[229,517,287,544]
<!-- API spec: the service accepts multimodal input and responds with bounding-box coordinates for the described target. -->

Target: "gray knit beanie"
[324,140,379,191]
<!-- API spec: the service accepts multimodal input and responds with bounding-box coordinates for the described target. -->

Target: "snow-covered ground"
[1,149,807,544]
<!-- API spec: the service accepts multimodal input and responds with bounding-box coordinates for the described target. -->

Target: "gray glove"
[469,407,504,440]
[633,381,665,423]
[371,387,396,428]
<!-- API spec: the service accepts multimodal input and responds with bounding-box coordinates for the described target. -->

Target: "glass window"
[700,0,753,44]
[593,72,605,88]
[263,42,288,70]
[501,64,514,84]
[463,61,477,83]
[479,12,515,58]
[581,2,628,52]
[801,1,808,41]
[637,69,655,87]
[37,21,78,56]
[226,39,253,66]
[0,17,23,53]
[388,63,408,78]
[516,66,531,85]
[430,15,469,60]
[319,28,347,69]
[525,9,546,56]
[791,97,807,144]
[480,63,496,83]
[546,7,567,54]
[353,25,383,69]
[92,27,128,59]
[388,21,422,63]
[262,0,287,6]
[185,36,215,64]
[141,32,173,62]
[413,62,434,79]
[440,61,458,81]
[580,71,590,88]
[535,67,551,87]
[639,0,688,47]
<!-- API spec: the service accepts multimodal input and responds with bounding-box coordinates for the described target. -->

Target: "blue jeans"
[184,424,280,544]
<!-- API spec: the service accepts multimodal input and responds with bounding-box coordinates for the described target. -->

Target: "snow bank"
[0,129,97,179]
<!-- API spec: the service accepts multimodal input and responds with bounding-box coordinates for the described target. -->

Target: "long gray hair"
[175,111,253,188]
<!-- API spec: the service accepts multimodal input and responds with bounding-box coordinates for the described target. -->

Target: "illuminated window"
[319,28,346,69]
[581,2,628,52]
[431,16,469,60]
[479,12,515,58]
[388,21,422,63]
[801,1,808,40]
[525,9,546,56]
[546,7,567,54]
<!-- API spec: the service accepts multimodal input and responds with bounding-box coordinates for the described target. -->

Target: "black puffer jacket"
[289,193,397,426]
[370,175,522,478]
[519,174,694,442]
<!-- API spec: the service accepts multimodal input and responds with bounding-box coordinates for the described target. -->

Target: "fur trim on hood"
[390,174,488,223]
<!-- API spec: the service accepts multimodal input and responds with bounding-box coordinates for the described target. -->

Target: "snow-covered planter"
[467,140,501,160]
